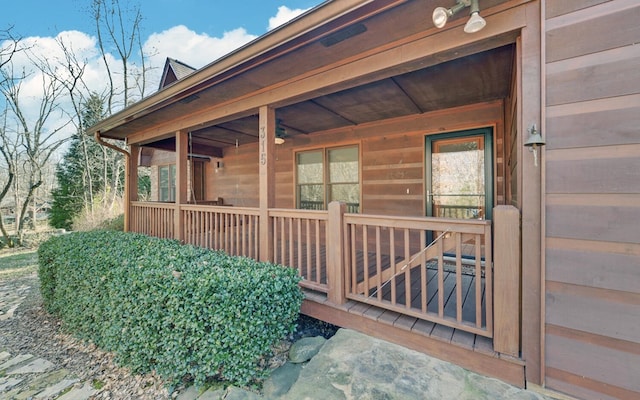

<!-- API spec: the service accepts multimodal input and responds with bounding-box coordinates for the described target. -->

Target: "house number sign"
[259,126,267,165]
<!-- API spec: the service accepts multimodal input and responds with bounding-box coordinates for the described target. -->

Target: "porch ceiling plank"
[313,79,421,124]
[393,45,514,113]
[277,100,354,132]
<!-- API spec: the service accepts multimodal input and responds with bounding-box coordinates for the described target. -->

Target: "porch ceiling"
[180,44,514,153]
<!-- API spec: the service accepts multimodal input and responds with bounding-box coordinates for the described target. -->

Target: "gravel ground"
[0,265,338,399]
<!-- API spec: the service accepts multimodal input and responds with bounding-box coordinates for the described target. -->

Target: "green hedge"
[38,231,303,386]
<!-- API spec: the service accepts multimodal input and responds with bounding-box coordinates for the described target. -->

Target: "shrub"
[38,231,303,386]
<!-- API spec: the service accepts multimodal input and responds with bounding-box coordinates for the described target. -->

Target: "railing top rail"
[131,201,176,210]
[344,213,491,233]
[268,208,329,220]
[180,204,260,215]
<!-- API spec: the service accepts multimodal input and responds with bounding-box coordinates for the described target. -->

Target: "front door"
[426,128,493,220]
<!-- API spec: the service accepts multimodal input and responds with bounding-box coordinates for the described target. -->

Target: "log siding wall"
[544,1,640,399]
[207,101,505,217]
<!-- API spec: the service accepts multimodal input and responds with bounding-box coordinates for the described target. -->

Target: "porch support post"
[174,130,188,242]
[124,144,140,232]
[493,205,521,356]
[519,1,543,385]
[327,201,346,305]
[258,105,275,262]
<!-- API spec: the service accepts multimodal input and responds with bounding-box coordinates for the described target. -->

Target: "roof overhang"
[91,0,399,139]
[91,0,522,156]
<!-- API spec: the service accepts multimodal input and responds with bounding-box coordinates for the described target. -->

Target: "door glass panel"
[431,136,485,219]
[297,151,324,210]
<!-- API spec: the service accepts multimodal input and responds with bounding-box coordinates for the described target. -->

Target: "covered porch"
[94,0,544,389]
[129,199,523,384]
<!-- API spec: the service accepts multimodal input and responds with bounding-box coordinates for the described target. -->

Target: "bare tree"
[91,0,148,112]
[0,54,70,244]
[87,0,150,211]
[0,26,23,245]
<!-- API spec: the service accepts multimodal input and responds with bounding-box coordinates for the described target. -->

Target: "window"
[296,145,360,212]
[159,164,176,202]
[158,161,206,203]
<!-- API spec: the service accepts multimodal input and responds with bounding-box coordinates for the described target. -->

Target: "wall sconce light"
[524,124,545,166]
[275,119,286,145]
[432,0,486,33]
[215,160,224,172]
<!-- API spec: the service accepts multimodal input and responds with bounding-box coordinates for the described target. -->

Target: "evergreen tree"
[49,93,107,230]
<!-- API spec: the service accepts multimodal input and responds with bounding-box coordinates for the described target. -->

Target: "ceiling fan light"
[464,11,486,33]
[275,136,285,145]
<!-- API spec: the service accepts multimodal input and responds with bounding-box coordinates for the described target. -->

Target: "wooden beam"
[123,144,140,232]
[519,1,543,385]
[327,201,347,304]
[493,205,521,356]
[174,131,188,242]
[259,106,275,262]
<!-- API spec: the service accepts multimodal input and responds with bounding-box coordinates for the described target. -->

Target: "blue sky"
[4,0,324,40]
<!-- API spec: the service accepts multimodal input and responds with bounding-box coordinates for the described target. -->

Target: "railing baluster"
[363,225,369,296]
[390,227,396,306]
[438,234,444,318]
[315,220,321,284]
[420,230,427,313]
[351,224,357,295]
[289,217,294,268]
[306,219,311,280]
[404,228,410,309]
[456,232,463,323]
[376,226,382,301]
[475,234,482,327]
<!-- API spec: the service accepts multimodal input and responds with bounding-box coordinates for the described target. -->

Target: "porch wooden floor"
[278,242,487,329]
[302,286,491,353]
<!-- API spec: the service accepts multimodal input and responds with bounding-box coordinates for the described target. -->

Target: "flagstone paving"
[0,278,98,399]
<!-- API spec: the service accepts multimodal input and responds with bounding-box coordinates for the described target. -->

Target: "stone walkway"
[0,277,101,400]
[0,277,99,400]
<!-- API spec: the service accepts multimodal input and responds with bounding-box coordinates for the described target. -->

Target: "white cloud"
[268,6,309,30]
[143,25,257,76]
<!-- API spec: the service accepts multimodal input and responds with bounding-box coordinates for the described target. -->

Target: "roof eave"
[90,0,378,138]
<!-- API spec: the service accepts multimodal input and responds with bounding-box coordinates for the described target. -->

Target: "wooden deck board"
[452,329,476,350]
[377,309,402,325]
[394,314,417,331]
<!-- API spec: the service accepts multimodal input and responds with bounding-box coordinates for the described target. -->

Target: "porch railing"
[343,213,493,337]
[181,205,260,259]
[131,202,175,239]
[128,201,520,355]
[269,208,329,293]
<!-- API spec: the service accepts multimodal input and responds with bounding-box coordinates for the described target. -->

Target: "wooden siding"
[544,1,640,398]
[206,101,506,218]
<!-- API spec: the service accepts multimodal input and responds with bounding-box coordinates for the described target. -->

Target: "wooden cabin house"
[90,1,640,399]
